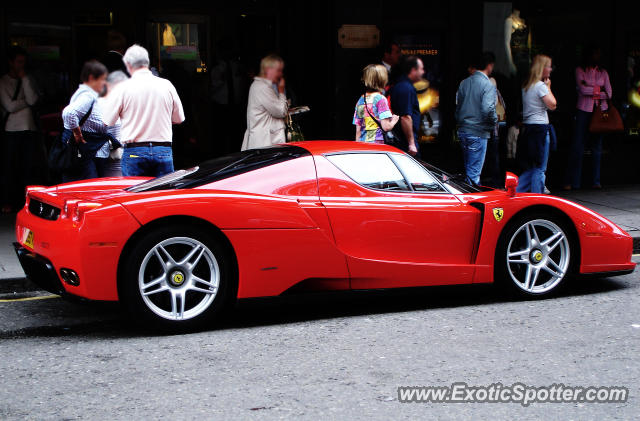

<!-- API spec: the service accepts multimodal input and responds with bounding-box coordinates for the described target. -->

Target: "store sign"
[338,25,380,49]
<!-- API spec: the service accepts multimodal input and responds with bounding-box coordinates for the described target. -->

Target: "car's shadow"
[1,274,633,339]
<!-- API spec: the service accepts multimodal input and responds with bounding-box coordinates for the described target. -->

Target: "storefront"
[1,1,639,185]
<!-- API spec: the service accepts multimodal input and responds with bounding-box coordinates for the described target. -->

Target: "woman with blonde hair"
[353,64,399,143]
[242,54,288,150]
[516,54,557,193]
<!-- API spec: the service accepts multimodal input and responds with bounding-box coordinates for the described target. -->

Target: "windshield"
[127,145,310,192]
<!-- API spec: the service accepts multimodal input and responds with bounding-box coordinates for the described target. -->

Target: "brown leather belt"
[124,142,172,149]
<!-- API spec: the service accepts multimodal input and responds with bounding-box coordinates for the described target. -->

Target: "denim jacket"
[455,71,498,138]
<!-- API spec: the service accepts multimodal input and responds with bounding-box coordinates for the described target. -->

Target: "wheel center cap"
[531,250,544,263]
[170,271,186,286]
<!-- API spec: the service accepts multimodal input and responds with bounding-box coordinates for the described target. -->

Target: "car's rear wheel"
[496,213,574,297]
[121,225,233,330]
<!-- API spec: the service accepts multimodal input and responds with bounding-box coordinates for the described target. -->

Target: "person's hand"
[544,77,551,89]
[278,78,286,94]
[72,128,86,144]
[408,143,418,156]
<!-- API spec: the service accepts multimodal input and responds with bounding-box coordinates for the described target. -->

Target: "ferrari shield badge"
[493,208,504,222]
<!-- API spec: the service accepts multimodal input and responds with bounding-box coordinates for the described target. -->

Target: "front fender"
[459,193,635,282]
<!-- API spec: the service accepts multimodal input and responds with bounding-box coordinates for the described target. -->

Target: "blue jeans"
[517,133,550,193]
[564,110,603,188]
[122,145,174,177]
[458,131,488,185]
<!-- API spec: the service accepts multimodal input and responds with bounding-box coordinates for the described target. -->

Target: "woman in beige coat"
[241,55,288,150]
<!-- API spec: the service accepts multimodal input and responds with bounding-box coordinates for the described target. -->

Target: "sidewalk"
[0,186,638,281]
[0,214,23,280]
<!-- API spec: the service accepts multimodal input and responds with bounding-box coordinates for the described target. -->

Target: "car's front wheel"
[496,213,574,296]
[121,225,233,330]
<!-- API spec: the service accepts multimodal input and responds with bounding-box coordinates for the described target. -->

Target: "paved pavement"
[0,259,638,420]
[0,214,21,280]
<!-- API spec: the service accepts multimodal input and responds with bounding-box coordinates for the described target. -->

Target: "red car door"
[315,152,482,289]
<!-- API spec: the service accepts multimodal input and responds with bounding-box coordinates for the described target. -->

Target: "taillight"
[63,200,101,222]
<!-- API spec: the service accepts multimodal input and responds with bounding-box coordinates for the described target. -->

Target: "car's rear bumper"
[14,243,66,295]
[15,197,141,301]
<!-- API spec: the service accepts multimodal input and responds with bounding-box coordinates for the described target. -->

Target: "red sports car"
[14,141,635,329]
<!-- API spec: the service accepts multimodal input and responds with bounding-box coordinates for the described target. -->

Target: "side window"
[390,154,446,192]
[326,153,410,191]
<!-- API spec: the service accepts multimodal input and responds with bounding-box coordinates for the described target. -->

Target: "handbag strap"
[363,93,385,131]
[78,100,95,128]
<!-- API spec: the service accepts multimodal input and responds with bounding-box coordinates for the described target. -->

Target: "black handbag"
[363,94,400,147]
[47,101,94,173]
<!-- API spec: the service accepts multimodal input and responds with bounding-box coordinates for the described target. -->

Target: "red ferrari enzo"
[14,141,635,329]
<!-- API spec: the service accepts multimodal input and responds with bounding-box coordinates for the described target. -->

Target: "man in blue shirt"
[390,56,423,157]
[455,52,498,185]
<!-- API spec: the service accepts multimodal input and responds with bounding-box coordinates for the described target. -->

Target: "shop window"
[148,19,208,74]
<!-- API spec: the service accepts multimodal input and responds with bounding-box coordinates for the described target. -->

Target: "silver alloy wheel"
[506,219,570,294]
[138,237,220,321]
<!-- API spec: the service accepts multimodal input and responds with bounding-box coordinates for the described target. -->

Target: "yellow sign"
[24,229,34,249]
[493,208,504,222]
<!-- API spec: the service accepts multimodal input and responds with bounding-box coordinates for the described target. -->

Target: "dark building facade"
[2,0,639,185]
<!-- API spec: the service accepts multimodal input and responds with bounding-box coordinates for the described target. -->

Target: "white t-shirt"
[522,81,550,124]
[102,68,185,144]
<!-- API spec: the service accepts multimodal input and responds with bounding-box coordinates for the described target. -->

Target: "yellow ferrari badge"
[172,272,184,285]
[493,208,504,222]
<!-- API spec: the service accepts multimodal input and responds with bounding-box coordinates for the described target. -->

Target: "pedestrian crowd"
[350,41,616,194]
[0,39,621,213]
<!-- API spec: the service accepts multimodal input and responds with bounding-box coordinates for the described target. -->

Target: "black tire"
[495,211,577,298]
[120,224,234,331]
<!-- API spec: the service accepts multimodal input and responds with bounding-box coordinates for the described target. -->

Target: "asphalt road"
[1,258,639,420]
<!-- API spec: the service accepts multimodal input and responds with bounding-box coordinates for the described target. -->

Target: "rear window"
[127,145,310,192]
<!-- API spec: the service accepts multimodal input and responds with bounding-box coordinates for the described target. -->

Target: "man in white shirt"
[0,46,39,213]
[102,44,185,177]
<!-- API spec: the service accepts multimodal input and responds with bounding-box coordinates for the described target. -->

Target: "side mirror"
[505,172,518,197]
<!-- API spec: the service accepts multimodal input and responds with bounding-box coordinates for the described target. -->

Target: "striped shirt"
[576,67,612,113]
[62,84,119,158]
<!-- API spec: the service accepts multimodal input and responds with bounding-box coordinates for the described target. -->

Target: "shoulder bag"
[589,92,624,133]
[48,101,94,173]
